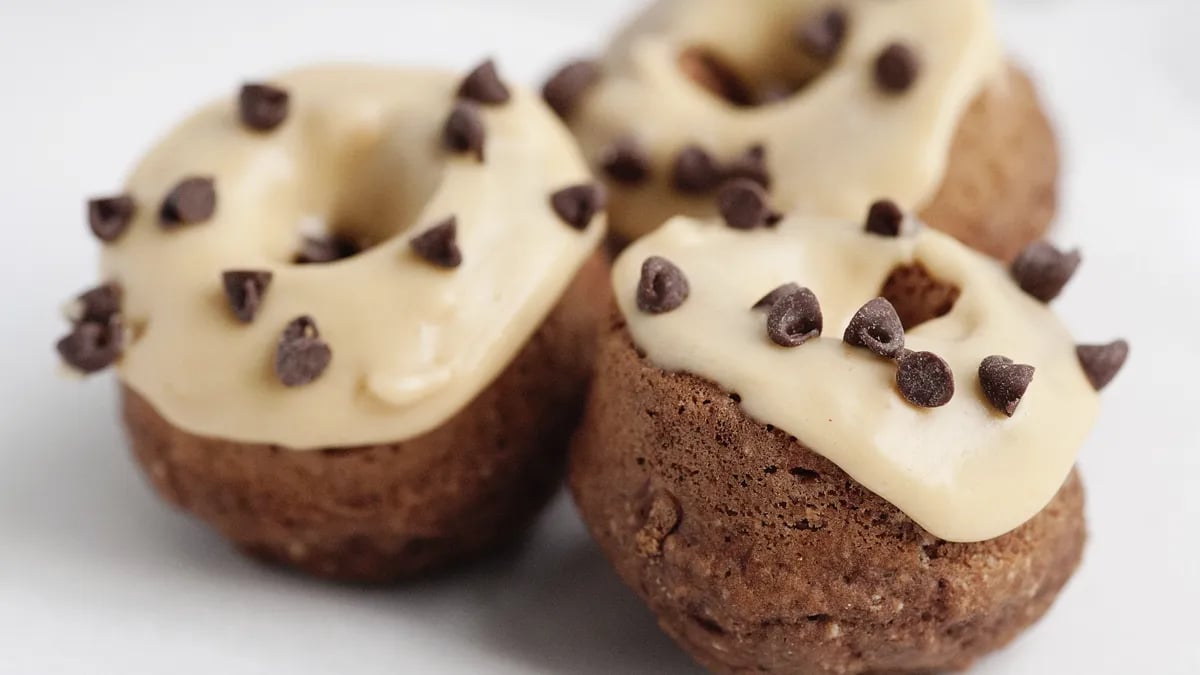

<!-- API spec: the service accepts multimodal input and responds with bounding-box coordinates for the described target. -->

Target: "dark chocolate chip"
[637,256,690,314]
[601,138,651,185]
[88,194,136,243]
[543,60,601,119]
[979,355,1036,417]
[410,217,462,269]
[766,287,823,348]
[717,179,777,230]
[875,43,920,94]
[844,297,906,358]
[56,316,123,374]
[897,351,955,408]
[1077,340,1129,391]
[1011,242,1082,303]
[160,176,216,227]
[864,199,905,237]
[222,270,273,323]
[752,283,802,311]
[672,145,723,194]
[797,7,849,60]
[443,102,486,161]
[551,183,607,230]
[723,144,772,190]
[458,59,511,105]
[239,83,289,132]
[295,234,361,265]
[275,316,331,387]
[70,283,122,324]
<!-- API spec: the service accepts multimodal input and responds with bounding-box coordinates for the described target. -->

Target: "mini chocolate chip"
[295,234,361,265]
[718,179,777,230]
[88,194,136,243]
[875,43,920,94]
[601,138,651,185]
[637,256,690,314]
[767,287,823,348]
[57,316,123,374]
[410,217,462,268]
[69,283,122,324]
[672,145,723,194]
[543,60,601,119]
[275,316,331,387]
[551,183,607,230]
[1077,340,1129,391]
[458,59,511,105]
[222,270,273,323]
[979,356,1036,417]
[723,144,772,190]
[239,83,289,132]
[897,351,955,408]
[443,102,486,161]
[752,283,802,311]
[844,298,906,358]
[160,176,216,227]
[864,199,905,237]
[797,7,849,60]
[1011,242,1082,303]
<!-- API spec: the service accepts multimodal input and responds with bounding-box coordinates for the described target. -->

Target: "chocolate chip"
[458,59,511,105]
[979,356,1036,417]
[717,179,777,230]
[1011,242,1082,303]
[275,316,331,387]
[443,102,486,161]
[160,176,216,227]
[239,83,289,132]
[875,43,920,94]
[1077,340,1129,391]
[723,144,772,190]
[752,283,802,311]
[637,256,690,314]
[56,316,123,374]
[797,7,848,60]
[864,199,905,237]
[222,270,273,323]
[88,194,136,243]
[766,287,823,348]
[601,138,651,185]
[672,145,723,194]
[897,351,955,408]
[543,60,601,119]
[68,283,122,324]
[295,234,361,265]
[551,183,607,230]
[844,298,906,358]
[410,217,462,268]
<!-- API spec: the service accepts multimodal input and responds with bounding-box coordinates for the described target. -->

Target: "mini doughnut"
[57,63,609,582]
[551,0,1058,260]
[570,208,1128,672]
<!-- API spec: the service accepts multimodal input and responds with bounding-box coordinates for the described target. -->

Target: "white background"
[1,0,1198,673]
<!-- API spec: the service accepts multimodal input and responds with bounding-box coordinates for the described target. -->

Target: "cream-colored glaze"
[571,0,1003,240]
[615,217,1098,542]
[103,65,603,450]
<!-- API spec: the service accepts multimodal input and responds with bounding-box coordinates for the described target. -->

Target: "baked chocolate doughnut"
[549,0,1057,260]
[57,62,609,582]
[570,209,1128,672]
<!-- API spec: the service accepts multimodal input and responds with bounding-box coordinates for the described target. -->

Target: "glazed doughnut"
[570,206,1128,672]
[547,0,1058,260]
[57,62,609,582]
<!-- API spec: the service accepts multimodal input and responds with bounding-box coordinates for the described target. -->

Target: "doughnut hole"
[880,263,962,330]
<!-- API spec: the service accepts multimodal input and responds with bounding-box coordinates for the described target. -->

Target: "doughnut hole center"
[880,263,961,330]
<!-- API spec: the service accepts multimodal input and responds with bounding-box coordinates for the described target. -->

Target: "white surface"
[0,1,1197,673]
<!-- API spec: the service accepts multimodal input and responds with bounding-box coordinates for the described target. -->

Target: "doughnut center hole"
[880,263,962,330]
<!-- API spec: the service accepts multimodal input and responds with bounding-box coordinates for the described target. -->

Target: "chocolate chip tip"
[410,217,463,269]
[459,58,511,105]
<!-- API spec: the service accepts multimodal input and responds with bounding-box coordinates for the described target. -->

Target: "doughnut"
[546,0,1058,260]
[569,205,1129,672]
[56,62,609,582]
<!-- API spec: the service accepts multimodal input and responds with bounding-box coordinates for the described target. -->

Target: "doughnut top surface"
[571,0,1001,240]
[613,216,1099,542]
[103,65,603,449]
